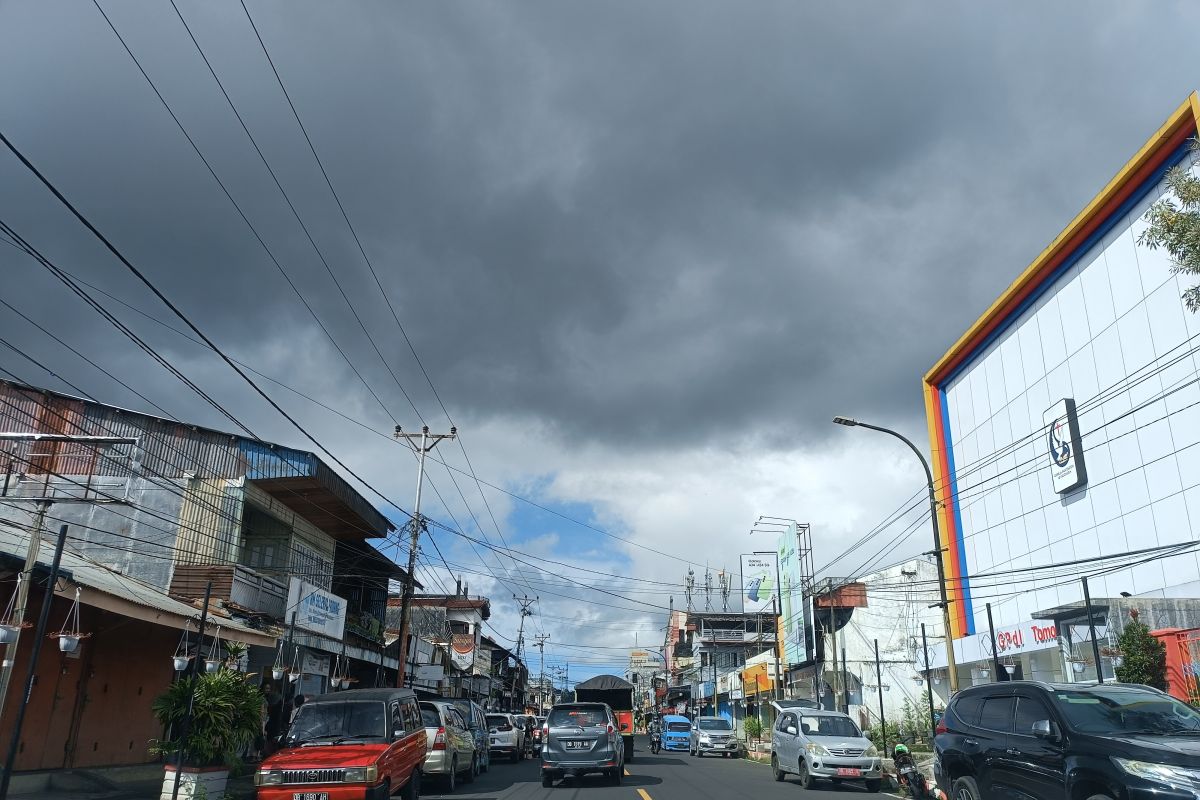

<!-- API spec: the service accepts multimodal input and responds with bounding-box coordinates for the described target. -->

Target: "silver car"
[770,706,881,792]
[541,702,626,787]
[688,716,741,758]
[420,700,477,792]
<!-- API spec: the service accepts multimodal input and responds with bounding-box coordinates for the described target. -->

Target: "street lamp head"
[832,416,859,427]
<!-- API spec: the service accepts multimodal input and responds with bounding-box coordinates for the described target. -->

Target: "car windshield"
[549,707,608,728]
[799,715,862,738]
[1053,688,1200,735]
[666,722,691,732]
[698,719,733,731]
[287,701,387,744]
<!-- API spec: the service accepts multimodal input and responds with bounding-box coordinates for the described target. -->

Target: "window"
[548,707,608,728]
[390,701,404,737]
[950,695,984,728]
[288,701,387,743]
[775,713,795,733]
[978,696,1016,733]
[419,703,441,728]
[798,715,861,738]
[402,700,421,734]
[667,721,691,732]
[487,715,513,731]
[291,542,334,589]
[1012,696,1052,737]
[1052,686,1200,735]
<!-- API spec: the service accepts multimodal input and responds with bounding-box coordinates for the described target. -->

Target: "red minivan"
[255,688,426,800]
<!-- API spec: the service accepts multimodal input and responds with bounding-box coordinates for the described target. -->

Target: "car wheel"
[610,767,623,785]
[796,759,813,790]
[446,759,457,793]
[865,779,881,793]
[511,748,520,763]
[952,776,981,800]
[771,754,784,782]
[542,774,554,788]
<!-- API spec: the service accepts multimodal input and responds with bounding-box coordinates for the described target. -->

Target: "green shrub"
[151,669,263,768]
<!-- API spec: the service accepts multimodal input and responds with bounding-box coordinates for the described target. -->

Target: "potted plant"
[151,668,263,798]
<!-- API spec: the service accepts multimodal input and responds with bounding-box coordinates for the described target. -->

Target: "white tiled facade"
[942,156,1200,637]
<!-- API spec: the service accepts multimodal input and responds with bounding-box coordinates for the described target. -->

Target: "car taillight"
[607,724,615,736]
[433,726,447,750]
[542,724,549,738]
[935,719,948,736]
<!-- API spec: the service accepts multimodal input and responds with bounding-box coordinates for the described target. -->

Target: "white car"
[486,713,527,763]
[770,707,881,792]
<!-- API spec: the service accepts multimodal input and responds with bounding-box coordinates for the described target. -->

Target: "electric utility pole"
[534,634,550,712]
[512,595,537,709]
[393,425,456,687]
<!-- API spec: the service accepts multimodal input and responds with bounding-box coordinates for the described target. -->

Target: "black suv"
[935,681,1200,800]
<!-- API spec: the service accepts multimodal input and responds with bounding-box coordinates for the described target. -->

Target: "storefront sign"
[287,578,347,640]
[302,651,331,676]
[450,633,476,671]
[1044,398,1087,493]
[929,619,1060,669]
[415,664,446,681]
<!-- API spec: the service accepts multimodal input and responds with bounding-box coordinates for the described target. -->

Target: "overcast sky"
[3,1,1200,680]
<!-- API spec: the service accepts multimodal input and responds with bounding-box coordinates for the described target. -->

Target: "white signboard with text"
[287,578,347,640]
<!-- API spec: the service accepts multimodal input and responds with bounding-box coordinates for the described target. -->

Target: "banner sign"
[740,553,778,614]
[301,651,330,676]
[777,525,807,664]
[1044,398,1087,494]
[287,578,347,640]
[450,633,476,671]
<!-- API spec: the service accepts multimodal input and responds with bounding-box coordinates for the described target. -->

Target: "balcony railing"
[169,563,288,619]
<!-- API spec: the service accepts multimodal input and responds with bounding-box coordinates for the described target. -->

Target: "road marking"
[624,768,631,776]
[637,790,652,800]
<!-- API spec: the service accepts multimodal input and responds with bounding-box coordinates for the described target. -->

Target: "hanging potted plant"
[152,668,263,798]
[0,575,31,644]
[223,641,248,673]
[270,639,287,681]
[204,627,223,674]
[171,626,193,673]
[48,588,90,654]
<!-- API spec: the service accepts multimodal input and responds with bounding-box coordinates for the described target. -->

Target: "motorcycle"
[649,728,662,754]
[898,762,931,799]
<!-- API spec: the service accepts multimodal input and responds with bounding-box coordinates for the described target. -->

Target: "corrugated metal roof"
[0,526,274,644]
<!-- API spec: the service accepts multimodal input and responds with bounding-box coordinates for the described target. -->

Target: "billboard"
[450,633,476,671]
[777,525,803,664]
[740,553,778,614]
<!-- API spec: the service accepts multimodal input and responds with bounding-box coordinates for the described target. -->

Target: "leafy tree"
[1138,140,1200,311]
[1114,611,1168,691]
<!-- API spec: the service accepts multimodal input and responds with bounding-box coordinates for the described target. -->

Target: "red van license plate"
[836,768,861,777]
[293,793,329,800]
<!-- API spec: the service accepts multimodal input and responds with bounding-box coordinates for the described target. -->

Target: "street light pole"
[833,416,959,694]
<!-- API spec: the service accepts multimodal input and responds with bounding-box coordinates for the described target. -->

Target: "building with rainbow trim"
[922,94,1200,686]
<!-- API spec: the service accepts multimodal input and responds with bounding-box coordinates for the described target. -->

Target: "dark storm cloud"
[3,1,1200,449]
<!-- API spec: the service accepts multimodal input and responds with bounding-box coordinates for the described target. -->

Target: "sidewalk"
[10,765,255,800]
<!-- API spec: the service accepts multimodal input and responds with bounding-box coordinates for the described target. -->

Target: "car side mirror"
[1031,719,1058,742]
[489,727,498,734]
[786,725,798,737]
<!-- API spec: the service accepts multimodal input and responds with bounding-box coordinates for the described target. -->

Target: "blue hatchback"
[660,714,692,751]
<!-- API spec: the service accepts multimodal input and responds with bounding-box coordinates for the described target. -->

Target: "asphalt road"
[424,737,892,800]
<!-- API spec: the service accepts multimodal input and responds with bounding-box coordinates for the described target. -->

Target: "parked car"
[934,680,1200,800]
[660,714,692,751]
[254,688,426,800]
[450,698,490,775]
[419,700,477,791]
[541,702,626,787]
[770,706,881,792]
[486,712,526,762]
[689,715,741,758]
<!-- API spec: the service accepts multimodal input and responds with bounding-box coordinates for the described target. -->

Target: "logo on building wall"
[1043,398,1087,494]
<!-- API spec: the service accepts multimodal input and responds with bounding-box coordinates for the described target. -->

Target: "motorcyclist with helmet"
[894,743,931,798]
